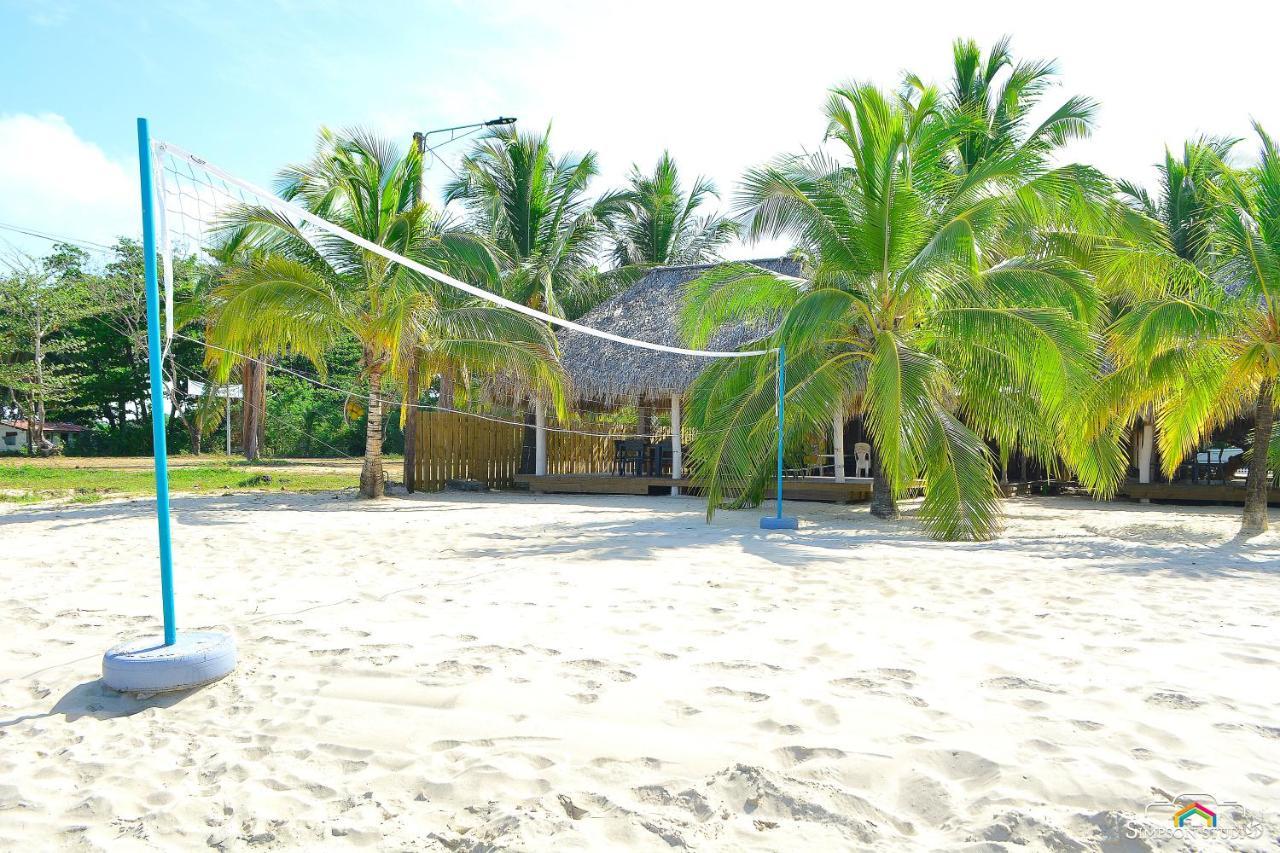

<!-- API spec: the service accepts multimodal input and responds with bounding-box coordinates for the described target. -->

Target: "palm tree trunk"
[1242,380,1275,533]
[241,360,264,462]
[360,371,386,498]
[870,451,899,520]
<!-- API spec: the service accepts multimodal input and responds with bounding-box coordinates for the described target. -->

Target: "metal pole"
[670,394,682,496]
[137,117,176,645]
[225,393,231,456]
[833,407,845,483]
[775,345,785,520]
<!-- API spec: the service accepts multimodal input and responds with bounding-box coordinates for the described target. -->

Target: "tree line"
[2,36,1277,537]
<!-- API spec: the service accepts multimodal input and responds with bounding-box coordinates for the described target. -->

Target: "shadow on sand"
[3,489,1276,581]
[0,678,207,729]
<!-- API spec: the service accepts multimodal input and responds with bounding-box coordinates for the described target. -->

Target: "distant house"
[1,419,86,453]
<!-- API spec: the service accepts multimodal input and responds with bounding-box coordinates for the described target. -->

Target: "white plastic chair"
[853,442,871,477]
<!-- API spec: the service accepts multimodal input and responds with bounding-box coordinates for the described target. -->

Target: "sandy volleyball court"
[1,492,1277,850]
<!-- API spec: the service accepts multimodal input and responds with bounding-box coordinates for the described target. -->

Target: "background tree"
[680,80,1115,540]
[1106,125,1280,532]
[1090,137,1237,483]
[445,125,624,320]
[610,152,738,267]
[208,127,564,496]
[0,252,101,452]
[921,36,1097,173]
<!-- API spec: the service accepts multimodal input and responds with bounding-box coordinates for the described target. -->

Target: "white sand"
[1,491,1277,851]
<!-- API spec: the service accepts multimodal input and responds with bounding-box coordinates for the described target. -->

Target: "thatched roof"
[558,257,802,403]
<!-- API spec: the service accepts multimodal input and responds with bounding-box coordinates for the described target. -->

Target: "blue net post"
[137,117,177,645]
[761,344,797,530]
[775,344,785,518]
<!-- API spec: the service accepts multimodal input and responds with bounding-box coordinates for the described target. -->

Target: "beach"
[1,491,1277,850]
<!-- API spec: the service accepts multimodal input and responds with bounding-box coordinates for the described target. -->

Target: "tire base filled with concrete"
[760,515,799,530]
[102,631,236,693]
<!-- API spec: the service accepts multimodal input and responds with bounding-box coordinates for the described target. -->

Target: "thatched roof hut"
[558,257,801,403]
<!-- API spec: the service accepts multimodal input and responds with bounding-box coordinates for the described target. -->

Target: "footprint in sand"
[755,718,803,735]
[981,676,1065,694]
[800,699,840,725]
[707,686,769,703]
[920,749,1001,787]
[772,745,846,766]
[1144,691,1205,710]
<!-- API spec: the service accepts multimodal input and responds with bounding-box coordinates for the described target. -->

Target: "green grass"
[0,463,357,502]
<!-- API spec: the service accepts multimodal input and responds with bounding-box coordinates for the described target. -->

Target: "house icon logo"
[1172,802,1216,828]
[1128,793,1264,841]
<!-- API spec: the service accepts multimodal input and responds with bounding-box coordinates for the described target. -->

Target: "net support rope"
[153,139,778,359]
[181,332,702,440]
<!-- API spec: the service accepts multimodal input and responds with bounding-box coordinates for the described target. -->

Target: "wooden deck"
[514,473,874,503]
[1119,480,1280,505]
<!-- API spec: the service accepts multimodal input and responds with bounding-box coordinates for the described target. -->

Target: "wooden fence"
[413,411,523,491]
[414,410,652,489]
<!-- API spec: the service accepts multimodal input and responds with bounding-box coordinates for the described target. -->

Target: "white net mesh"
[151,138,766,441]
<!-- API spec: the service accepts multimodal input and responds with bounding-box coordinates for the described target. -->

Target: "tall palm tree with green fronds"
[1089,137,1237,484]
[915,36,1097,173]
[679,82,1117,540]
[207,128,564,497]
[610,152,739,267]
[1115,138,1238,263]
[445,126,623,319]
[1105,125,1280,532]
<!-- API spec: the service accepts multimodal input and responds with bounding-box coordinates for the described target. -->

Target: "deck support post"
[833,408,845,483]
[534,398,547,476]
[671,394,682,496]
[1137,404,1154,502]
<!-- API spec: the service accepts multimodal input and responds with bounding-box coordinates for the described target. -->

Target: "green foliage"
[445,125,628,319]
[208,127,564,494]
[0,461,357,500]
[1106,125,1280,477]
[610,152,739,268]
[681,42,1116,541]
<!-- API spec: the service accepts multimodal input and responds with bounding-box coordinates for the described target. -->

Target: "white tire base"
[102,631,237,693]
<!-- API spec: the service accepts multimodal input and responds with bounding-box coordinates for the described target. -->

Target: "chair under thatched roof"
[558,257,802,404]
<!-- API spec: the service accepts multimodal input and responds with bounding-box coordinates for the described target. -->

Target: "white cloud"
[0,113,136,254]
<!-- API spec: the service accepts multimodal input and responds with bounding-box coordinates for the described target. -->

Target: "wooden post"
[833,408,846,483]
[403,361,418,493]
[670,394,682,496]
[534,398,547,476]
[1137,404,1154,485]
[1135,403,1154,504]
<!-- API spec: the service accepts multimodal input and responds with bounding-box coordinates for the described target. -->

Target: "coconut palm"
[679,82,1116,540]
[206,128,564,497]
[1115,138,1238,264]
[916,36,1097,173]
[445,125,623,320]
[1106,125,1280,532]
[1087,138,1237,485]
[610,152,739,267]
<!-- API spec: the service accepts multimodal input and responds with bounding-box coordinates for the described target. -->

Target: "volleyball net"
[150,136,778,443]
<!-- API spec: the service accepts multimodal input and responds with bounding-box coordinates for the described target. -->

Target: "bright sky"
[2,0,1278,259]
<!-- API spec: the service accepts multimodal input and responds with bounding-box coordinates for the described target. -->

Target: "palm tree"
[679,82,1115,540]
[919,36,1097,173]
[1106,125,1280,532]
[610,152,739,267]
[207,128,563,497]
[1094,138,1236,484]
[445,125,623,320]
